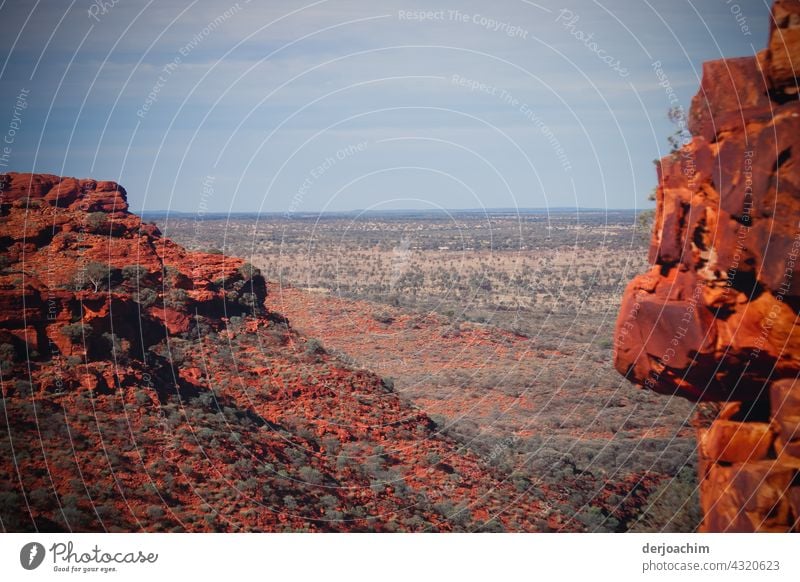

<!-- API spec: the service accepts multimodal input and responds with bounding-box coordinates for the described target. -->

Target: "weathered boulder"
[615,0,800,532]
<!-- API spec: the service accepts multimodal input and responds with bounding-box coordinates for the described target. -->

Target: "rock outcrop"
[614,0,800,531]
[0,172,267,370]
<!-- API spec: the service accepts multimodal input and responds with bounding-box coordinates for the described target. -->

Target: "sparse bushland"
[158,211,695,532]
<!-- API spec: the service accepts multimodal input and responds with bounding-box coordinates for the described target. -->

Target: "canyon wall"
[0,172,267,393]
[614,0,800,531]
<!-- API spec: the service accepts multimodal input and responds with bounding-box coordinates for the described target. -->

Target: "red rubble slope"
[0,172,562,532]
[614,0,800,531]
[266,285,693,530]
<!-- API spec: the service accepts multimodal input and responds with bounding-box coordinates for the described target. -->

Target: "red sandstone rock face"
[0,172,267,364]
[767,0,800,99]
[615,0,800,532]
[615,5,800,403]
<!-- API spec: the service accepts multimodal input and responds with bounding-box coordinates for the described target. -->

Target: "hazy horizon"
[139,205,644,216]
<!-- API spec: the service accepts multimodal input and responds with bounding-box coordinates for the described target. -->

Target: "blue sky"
[0,0,771,213]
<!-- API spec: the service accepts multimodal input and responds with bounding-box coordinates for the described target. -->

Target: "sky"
[0,0,772,213]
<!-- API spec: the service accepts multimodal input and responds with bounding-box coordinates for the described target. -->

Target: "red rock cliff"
[0,172,267,376]
[614,0,800,531]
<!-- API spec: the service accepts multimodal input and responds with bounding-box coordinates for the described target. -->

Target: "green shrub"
[165,289,189,309]
[135,287,158,308]
[304,338,325,356]
[238,292,258,309]
[597,338,613,350]
[85,212,108,233]
[372,310,394,324]
[60,323,87,343]
[576,505,619,532]
[121,264,146,285]
[631,468,701,533]
[103,332,128,362]
[146,505,165,520]
[0,342,16,365]
[424,452,441,466]
[237,263,260,280]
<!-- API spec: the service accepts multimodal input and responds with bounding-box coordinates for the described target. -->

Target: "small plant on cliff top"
[666,106,691,154]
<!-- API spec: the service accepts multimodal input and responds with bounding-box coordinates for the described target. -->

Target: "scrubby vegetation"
[156,209,699,532]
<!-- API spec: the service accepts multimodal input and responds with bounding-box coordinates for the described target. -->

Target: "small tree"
[238,292,258,310]
[372,310,394,324]
[631,468,701,533]
[298,465,324,485]
[636,209,655,238]
[146,505,165,520]
[576,506,619,532]
[84,262,109,292]
[667,106,690,154]
[424,452,441,466]
[102,332,129,363]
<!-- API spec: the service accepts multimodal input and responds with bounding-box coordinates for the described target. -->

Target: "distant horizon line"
[140,206,653,217]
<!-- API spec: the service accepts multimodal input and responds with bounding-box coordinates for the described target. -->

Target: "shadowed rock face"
[614,0,800,531]
[0,171,267,369]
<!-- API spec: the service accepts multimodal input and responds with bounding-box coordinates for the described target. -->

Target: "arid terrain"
[157,209,701,531]
[154,210,652,323]
[0,177,702,532]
